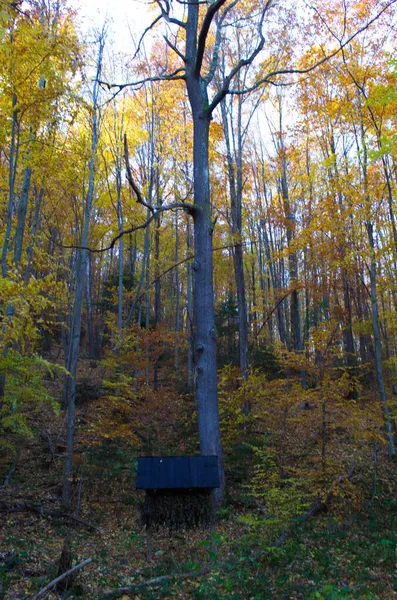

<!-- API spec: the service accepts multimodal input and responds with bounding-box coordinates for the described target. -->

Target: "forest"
[1,0,397,598]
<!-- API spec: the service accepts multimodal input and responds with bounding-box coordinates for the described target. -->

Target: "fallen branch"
[63,513,103,533]
[0,502,46,517]
[0,502,102,532]
[101,565,211,598]
[28,557,92,600]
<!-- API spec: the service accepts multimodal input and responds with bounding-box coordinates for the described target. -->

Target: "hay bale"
[142,489,213,531]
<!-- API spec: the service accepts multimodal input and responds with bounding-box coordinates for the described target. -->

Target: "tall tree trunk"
[250,238,257,340]
[114,100,125,348]
[62,33,105,508]
[14,165,32,267]
[0,92,18,401]
[2,94,18,279]
[186,68,224,504]
[24,185,43,284]
[278,99,302,354]
[86,254,96,359]
[366,221,395,457]
[174,210,180,373]
[125,215,151,328]
[153,213,161,390]
[186,219,194,392]
[145,232,150,385]
[359,108,395,458]
[220,96,249,379]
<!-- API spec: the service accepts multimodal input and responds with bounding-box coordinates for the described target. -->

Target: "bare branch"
[54,202,196,254]
[135,239,257,305]
[252,291,293,343]
[124,134,154,214]
[164,35,187,62]
[204,0,239,85]
[228,0,397,95]
[133,14,162,60]
[194,0,228,77]
[207,0,273,113]
[98,67,186,98]
[156,0,186,28]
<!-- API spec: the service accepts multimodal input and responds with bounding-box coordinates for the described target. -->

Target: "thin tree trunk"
[125,216,151,328]
[14,165,32,267]
[86,254,95,359]
[187,219,194,392]
[359,107,395,457]
[24,186,44,284]
[220,97,249,379]
[2,94,18,278]
[114,101,125,347]
[153,205,161,390]
[145,232,150,385]
[278,99,302,354]
[0,92,18,401]
[62,33,105,508]
[174,210,180,373]
[367,221,395,457]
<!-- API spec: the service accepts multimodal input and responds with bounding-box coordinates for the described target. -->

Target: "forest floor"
[1,442,397,600]
[1,359,397,599]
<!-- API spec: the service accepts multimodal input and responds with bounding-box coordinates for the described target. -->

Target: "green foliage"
[248,443,310,526]
[0,273,61,352]
[0,350,64,444]
[250,343,282,379]
[85,443,138,496]
[215,295,239,367]
[218,365,254,450]
[86,443,138,477]
[99,270,135,314]
[92,329,142,445]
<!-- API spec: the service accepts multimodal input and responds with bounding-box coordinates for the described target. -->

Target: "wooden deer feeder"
[136,455,220,531]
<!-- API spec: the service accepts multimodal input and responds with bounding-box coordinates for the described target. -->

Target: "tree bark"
[62,33,105,508]
[220,96,249,379]
[2,94,18,278]
[24,186,43,284]
[174,209,180,373]
[14,165,31,267]
[186,219,194,391]
[186,70,224,504]
[358,105,395,458]
[278,98,302,353]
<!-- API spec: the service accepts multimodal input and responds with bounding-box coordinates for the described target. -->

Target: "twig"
[28,557,92,600]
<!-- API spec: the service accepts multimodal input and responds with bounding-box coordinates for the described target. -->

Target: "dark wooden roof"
[136,456,220,490]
